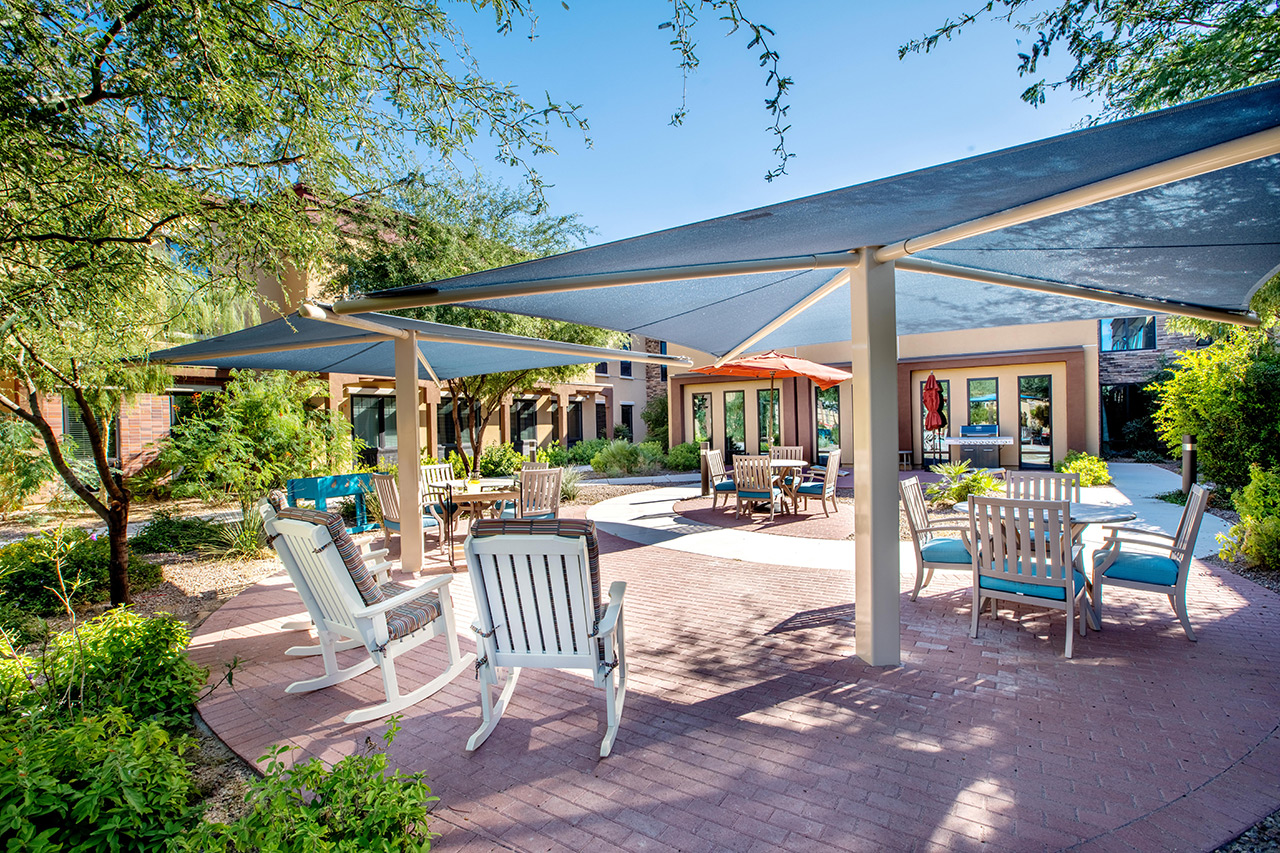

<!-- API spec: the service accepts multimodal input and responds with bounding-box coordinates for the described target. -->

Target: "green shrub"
[182,719,435,853]
[611,423,631,441]
[1152,333,1280,493]
[423,451,468,478]
[536,446,571,467]
[1132,449,1165,463]
[0,709,197,852]
[641,397,669,448]
[0,528,159,615]
[925,460,1002,505]
[565,438,609,466]
[39,608,207,727]
[1055,450,1112,486]
[476,442,524,477]
[666,442,702,471]
[131,510,221,553]
[0,416,54,518]
[0,601,46,648]
[1219,466,1280,571]
[637,440,666,466]
[591,440,658,478]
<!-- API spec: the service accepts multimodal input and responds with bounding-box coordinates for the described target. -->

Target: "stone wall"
[643,336,664,403]
[1097,315,1203,386]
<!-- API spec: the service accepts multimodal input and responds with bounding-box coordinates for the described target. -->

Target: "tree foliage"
[1151,331,1280,493]
[901,0,1280,120]
[327,173,620,472]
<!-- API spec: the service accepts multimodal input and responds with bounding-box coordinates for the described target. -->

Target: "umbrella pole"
[769,372,776,450]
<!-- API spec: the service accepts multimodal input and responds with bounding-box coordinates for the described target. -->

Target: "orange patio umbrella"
[691,351,852,446]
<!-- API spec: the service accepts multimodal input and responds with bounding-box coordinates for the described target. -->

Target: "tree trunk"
[106,497,131,606]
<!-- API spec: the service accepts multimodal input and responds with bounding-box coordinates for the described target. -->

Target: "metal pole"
[1182,434,1197,495]
[700,441,710,496]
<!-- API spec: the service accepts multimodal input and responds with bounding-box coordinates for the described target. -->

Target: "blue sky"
[448,2,1098,246]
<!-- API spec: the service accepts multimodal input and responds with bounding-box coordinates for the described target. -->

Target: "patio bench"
[285,473,379,534]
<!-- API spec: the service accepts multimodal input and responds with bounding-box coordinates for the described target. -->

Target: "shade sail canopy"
[691,350,852,390]
[147,310,686,380]
[336,82,1280,357]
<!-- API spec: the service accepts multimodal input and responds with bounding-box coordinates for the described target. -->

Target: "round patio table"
[769,458,808,513]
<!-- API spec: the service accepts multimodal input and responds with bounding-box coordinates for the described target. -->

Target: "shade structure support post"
[849,251,901,666]
[394,333,424,574]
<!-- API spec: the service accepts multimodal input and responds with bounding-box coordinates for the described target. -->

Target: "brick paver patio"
[190,506,1280,852]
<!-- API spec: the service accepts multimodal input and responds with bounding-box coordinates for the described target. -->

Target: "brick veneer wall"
[119,394,172,475]
[643,336,664,402]
[1098,315,1202,386]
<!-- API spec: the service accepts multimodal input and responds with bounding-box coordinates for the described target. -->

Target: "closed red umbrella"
[922,372,947,432]
[691,351,852,447]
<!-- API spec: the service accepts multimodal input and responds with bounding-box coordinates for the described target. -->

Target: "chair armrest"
[361,546,390,561]
[594,581,627,638]
[924,524,969,535]
[352,574,453,618]
[1101,524,1175,542]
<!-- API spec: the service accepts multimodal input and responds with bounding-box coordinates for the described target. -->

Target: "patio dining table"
[770,458,809,513]
[433,478,520,552]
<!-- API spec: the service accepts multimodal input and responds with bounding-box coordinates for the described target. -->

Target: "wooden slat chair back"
[1092,484,1210,640]
[733,455,781,520]
[501,467,562,519]
[705,448,735,508]
[370,471,445,553]
[968,495,1089,657]
[261,505,472,723]
[464,518,627,757]
[769,445,804,461]
[796,446,841,516]
[522,461,550,470]
[1007,471,1081,502]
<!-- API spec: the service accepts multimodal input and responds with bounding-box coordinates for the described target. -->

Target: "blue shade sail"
[147,312,650,379]
[347,82,1280,356]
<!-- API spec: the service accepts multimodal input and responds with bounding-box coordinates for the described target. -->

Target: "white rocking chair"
[263,505,473,724]
[464,518,627,757]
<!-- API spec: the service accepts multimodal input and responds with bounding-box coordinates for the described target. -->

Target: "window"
[619,339,632,378]
[169,391,200,426]
[510,399,537,446]
[620,404,634,439]
[1100,383,1157,455]
[595,360,608,377]
[550,401,559,444]
[62,400,119,477]
[659,341,668,382]
[692,393,712,444]
[595,401,607,438]
[816,387,840,453]
[1018,375,1052,469]
[723,391,745,462]
[757,388,779,452]
[567,401,584,445]
[1100,316,1156,351]
[352,395,397,468]
[437,397,473,459]
[967,378,998,426]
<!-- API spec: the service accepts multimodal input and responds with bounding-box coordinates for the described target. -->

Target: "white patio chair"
[733,455,781,520]
[1006,471,1081,502]
[499,466,562,519]
[796,447,841,516]
[258,492,391,648]
[370,471,447,554]
[969,495,1089,658]
[705,448,735,508]
[464,518,627,757]
[1091,484,1210,640]
[263,505,473,724]
[900,476,971,600]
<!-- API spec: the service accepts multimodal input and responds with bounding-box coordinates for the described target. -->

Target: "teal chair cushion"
[714,481,736,492]
[737,488,780,500]
[498,507,555,520]
[979,568,1086,602]
[383,514,440,532]
[1099,551,1179,587]
[920,537,970,564]
[796,482,827,496]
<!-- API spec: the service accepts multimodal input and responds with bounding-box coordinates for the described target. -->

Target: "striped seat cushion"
[385,592,443,640]
[276,506,383,605]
